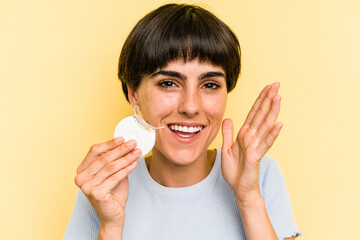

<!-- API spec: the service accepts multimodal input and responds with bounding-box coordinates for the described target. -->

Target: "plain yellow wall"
[1,0,359,239]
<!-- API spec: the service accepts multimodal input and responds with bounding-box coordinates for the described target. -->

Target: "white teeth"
[169,124,203,133]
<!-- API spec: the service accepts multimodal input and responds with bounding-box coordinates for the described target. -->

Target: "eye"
[158,80,177,88]
[202,82,221,89]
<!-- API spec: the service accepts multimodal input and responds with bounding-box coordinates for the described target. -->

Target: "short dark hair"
[118,4,241,102]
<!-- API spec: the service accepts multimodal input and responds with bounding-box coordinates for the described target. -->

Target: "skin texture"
[128,59,227,187]
[75,59,295,239]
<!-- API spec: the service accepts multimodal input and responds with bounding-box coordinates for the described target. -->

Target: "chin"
[154,144,207,166]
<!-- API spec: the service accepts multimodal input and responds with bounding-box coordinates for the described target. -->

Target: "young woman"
[64,4,301,240]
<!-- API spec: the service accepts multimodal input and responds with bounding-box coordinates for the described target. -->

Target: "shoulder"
[258,156,302,239]
[259,155,281,172]
[259,155,285,187]
[257,155,291,203]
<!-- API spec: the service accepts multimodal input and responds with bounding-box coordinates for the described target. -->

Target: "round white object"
[113,116,156,158]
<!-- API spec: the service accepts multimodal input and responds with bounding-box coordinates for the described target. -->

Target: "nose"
[178,88,200,117]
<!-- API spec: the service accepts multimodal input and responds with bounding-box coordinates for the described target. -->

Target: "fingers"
[80,152,140,198]
[86,148,141,187]
[243,84,271,127]
[238,83,282,157]
[94,160,138,195]
[222,118,234,152]
[258,122,283,156]
[257,94,281,138]
[75,139,138,187]
[249,82,280,130]
[77,137,125,173]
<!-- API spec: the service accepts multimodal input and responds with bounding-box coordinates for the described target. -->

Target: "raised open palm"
[221,83,282,202]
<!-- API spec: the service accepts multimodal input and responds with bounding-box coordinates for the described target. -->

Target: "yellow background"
[1,0,359,239]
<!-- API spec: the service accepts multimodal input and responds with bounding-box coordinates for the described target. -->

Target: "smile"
[168,124,204,138]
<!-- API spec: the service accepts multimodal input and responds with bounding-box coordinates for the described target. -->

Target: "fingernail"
[114,137,124,143]
[132,148,141,155]
[126,140,136,147]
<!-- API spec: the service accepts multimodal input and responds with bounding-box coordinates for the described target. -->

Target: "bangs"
[144,8,237,70]
[118,4,241,101]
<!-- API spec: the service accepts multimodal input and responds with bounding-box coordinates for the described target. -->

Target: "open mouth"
[168,124,204,138]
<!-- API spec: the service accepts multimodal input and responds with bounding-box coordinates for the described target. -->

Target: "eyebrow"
[151,71,187,80]
[199,71,225,80]
[150,70,225,81]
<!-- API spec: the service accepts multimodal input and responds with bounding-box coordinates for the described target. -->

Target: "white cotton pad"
[113,116,156,158]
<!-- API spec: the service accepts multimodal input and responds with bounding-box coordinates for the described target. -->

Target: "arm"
[98,224,124,240]
[236,194,277,239]
[221,82,281,239]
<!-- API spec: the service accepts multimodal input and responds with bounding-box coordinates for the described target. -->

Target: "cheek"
[204,93,227,122]
[138,92,177,125]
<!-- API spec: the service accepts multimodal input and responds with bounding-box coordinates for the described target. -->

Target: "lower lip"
[167,126,204,143]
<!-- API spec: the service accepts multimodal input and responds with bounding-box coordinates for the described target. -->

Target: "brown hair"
[118,4,241,102]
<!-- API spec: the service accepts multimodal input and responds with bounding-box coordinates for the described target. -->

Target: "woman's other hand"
[221,82,282,203]
[74,137,141,235]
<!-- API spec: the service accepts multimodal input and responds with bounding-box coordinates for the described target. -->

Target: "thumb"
[222,118,234,152]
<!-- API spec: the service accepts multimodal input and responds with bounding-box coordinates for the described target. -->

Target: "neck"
[145,149,216,188]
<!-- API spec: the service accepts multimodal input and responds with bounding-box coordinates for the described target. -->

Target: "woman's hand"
[74,137,141,234]
[221,82,282,203]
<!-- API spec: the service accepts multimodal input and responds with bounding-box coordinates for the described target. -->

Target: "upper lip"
[167,122,206,127]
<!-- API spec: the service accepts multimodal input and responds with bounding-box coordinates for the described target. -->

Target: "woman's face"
[129,59,228,165]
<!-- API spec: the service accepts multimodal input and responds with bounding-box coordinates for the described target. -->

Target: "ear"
[127,86,140,108]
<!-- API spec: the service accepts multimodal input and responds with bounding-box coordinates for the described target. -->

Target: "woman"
[64,4,301,240]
